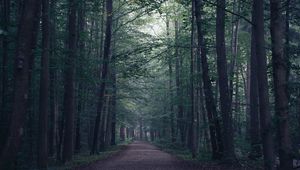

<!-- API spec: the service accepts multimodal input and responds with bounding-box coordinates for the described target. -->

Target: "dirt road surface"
[76,141,225,170]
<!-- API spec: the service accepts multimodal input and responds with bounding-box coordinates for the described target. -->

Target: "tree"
[252,0,275,168]
[174,20,185,145]
[194,0,223,160]
[188,0,196,158]
[0,0,11,155]
[92,0,113,154]
[37,0,50,168]
[0,0,41,168]
[270,0,292,168]
[216,0,236,162]
[249,27,261,159]
[62,0,77,162]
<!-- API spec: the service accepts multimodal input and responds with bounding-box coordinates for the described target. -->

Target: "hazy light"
[140,13,165,37]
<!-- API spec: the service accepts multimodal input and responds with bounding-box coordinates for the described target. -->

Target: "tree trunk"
[174,20,184,146]
[216,0,235,161]
[194,0,223,160]
[74,0,86,154]
[0,0,10,155]
[166,16,175,143]
[120,126,125,141]
[105,96,112,147]
[249,30,261,159]
[139,119,143,140]
[245,56,251,140]
[285,0,290,80]
[37,0,50,167]
[62,0,77,162]
[252,0,275,168]
[99,96,108,151]
[270,0,292,168]
[229,0,240,103]
[48,0,57,157]
[110,66,117,145]
[56,110,64,161]
[0,0,41,168]
[91,0,113,154]
[188,0,196,158]
[75,99,81,153]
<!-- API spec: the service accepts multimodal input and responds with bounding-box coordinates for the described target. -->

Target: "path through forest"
[77,141,223,170]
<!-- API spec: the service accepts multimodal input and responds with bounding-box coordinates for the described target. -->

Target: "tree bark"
[91,0,113,154]
[0,0,10,154]
[74,0,86,154]
[37,0,50,167]
[270,0,292,168]
[0,0,10,119]
[104,97,112,148]
[249,29,261,159]
[285,0,290,81]
[194,0,223,160]
[166,16,175,143]
[174,20,185,146]
[229,0,240,103]
[216,0,236,161]
[252,0,275,168]
[188,0,196,158]
[0,0,41,168]
[48,0,57,157]
[110,66,117,145]
[62,0,77,162]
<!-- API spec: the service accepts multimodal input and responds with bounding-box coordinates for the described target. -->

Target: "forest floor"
[75,141,250,170]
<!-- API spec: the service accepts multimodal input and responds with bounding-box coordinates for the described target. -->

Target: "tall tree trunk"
[99,95,107,151]
[245,56,251,140]
[56,110,64,161]
[91,0,113,154]
[194,0,223,160]
[166,16,175,143]
[110,57,117,145]
[0,0,41,168]
[1,0,10,118]
[252,0,275,168]
[110,78,117,145]
[75,96,81,153]
[74,0,86,154]
[62,0,77,162]
[37,0,50,168]
[270,0,292,168]
[104,96,112,148]
[48,0,57,157]
[285,0,290,81]
[229,0,240,103]
[188,0,196,158]
[27,2,42,163]
[249,30,261,159]
[0,0,10,154]
[174,20,184,145]
[216,0,235,161]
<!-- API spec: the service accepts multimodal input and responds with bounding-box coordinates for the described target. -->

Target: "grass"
[152,139,263,170]
[48,141,131,170]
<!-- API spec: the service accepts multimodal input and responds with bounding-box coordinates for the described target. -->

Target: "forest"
[0,0,299,169]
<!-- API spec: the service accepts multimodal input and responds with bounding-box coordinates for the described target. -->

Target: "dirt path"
[77,141,222,170]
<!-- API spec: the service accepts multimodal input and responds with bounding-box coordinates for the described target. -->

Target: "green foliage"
[49,145,127,170]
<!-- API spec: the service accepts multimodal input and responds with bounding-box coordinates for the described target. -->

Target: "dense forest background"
[0,0,299,169]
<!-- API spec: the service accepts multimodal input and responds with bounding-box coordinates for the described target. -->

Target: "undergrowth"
[151,139,263,170]
[48,140,132,170]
